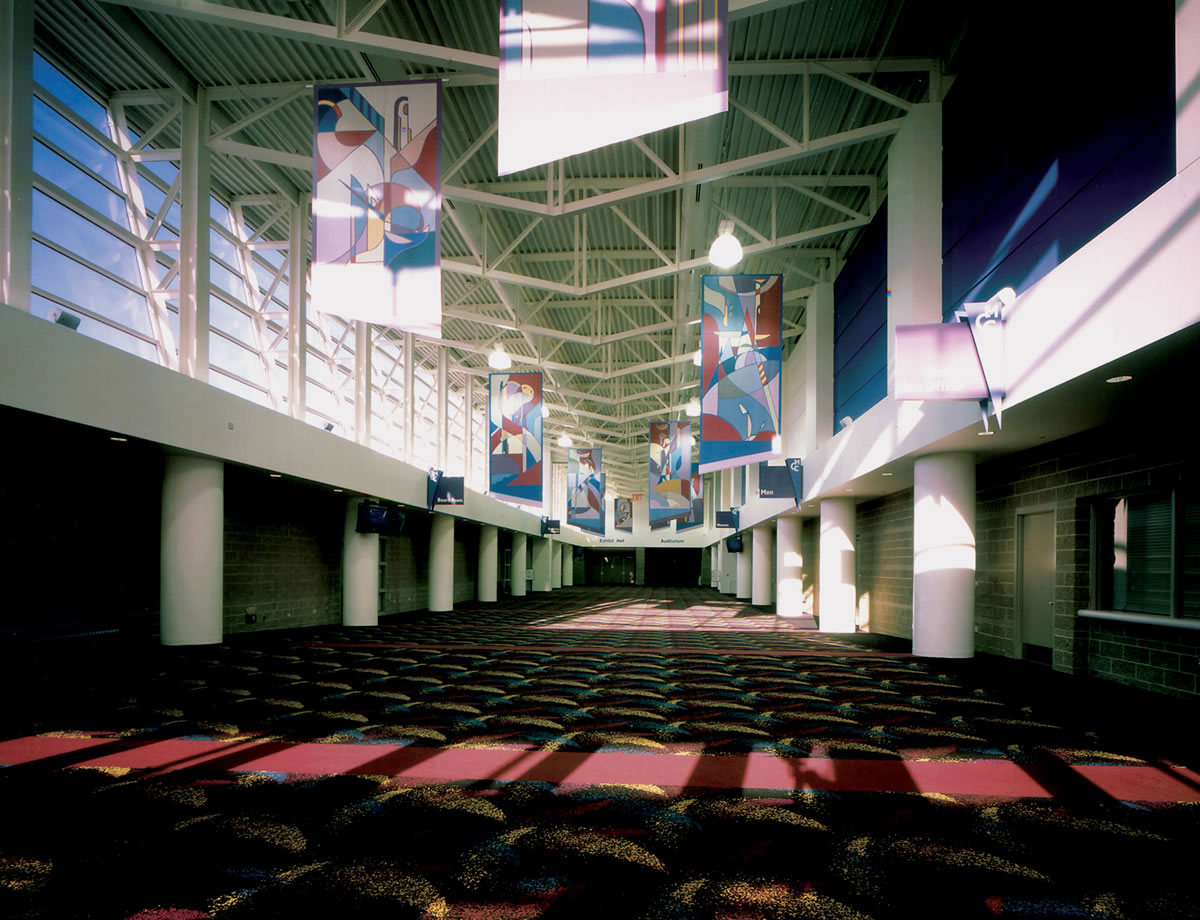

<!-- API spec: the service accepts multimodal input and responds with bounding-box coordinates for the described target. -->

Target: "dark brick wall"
[855,489,913,638]
[382,513,429,614]
[976,425,1199,697]
[223,467,344,634]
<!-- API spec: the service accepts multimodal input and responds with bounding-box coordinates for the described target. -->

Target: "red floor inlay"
[5,735,1197,802]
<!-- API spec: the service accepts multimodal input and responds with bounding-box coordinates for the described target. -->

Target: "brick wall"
[382,513,429,614]
[855,490,914,637]
[223,468,343,634]
[975,425,1199,698]
[454,523,479,604]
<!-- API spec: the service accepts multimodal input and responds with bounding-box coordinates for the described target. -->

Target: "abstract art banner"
[498,1,728,175]
[614,498,634,533]
[489,372,543,507]
[649,421,693,529]
[699,274,783,473]
[313,81,442,335]
[676,472,705,531]
[567,447,605,534]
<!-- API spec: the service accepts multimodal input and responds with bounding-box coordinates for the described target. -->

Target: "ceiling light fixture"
[488,343,512,370]
[685,397,701,417]
[557,433,573,448]
[692,349,703,367]
[1105,374,1133,384]
[708,219,743,269]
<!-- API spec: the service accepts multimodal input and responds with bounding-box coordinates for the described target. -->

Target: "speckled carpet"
[2,587,1199,919]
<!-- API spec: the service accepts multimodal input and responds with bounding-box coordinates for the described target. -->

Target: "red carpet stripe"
[5,735,1197,802]
[286,641,914,657]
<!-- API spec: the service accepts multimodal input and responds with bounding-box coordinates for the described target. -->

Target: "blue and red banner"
[676,472,705,531]
[614,497,634,533]
[567,447,605,534]
[649,421,693,529]
[699,274,783,473]
[498,1,728,175]
[312,81,441,335]
[489,372,543,506]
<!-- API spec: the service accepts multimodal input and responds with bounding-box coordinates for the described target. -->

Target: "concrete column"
[887,102,943,395]
[511,533,528,596]
[717,539,732,594]
[161,456,224,645]
[562,542,574,586]
[710,544,719,588]
[752,525,774,605]
[0,0,33,312]
[179,87,212,382]
[551,540,563,588]
[803,281,835,454]
[913,453,976,658]
[1180,0,1200,173]
[635,546,646,585]
[776,516,805,618]
[478,524,498,602]
[428,514,455,612]
[342,495,379,626]
[736,539,752,599]
[531,535,552,591]
[819,498,857,633]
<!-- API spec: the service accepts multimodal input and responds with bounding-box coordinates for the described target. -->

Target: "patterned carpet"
[2,587,1199,919]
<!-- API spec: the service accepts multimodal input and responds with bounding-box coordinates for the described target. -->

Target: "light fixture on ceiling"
[685,397,701,417]
[1105,374,1133,384]
[692,349,703,367]
[708,219,743,269]
[557,433,573,448]
[488,343,512,370]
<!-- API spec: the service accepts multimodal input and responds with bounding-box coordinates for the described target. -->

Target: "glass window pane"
[32,98,120,186]
[210,369,270,407]
[138,177,181,236]
[34,141,128,229]
[31,293,158,363]
[33,190,141,282]
[142,158,179,186]
[209,332,266,386]
[210,197,232,228]
[210,295,257,344]
[211,229,241,267]
[210,258,248,302]
[32,241,152,335]
[1112,494,1172,614]
[34,54,110,135]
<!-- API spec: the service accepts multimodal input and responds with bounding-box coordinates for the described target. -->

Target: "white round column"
[776,516,805,618]
[551,540,563,588]
[161,455,224,645]
[531,536,552,591]
[428,514,455,612]
[710,544,719,588]
[913,453,976,658]
[478,524,498,602]
[736,538,752,599]
[752,525,774,606]
[342,496,379,626]
[819,498,857,633]
[511,533,528,596]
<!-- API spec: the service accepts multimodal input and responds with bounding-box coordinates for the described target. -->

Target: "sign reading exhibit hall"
[489,372,544,507]
[699,274,783,472]
[312,81,442,336]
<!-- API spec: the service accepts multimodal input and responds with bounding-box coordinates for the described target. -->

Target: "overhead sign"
[894,323,989,400]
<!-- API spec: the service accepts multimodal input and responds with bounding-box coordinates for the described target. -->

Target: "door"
[1019,511,1056,662]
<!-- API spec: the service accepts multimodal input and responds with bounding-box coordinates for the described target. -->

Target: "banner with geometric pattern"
[649,421,693,529]
[567,447,605,534]
[614,497,634,533]
[312,81,441,335]
[676,471,705,531]
[699,274,783,472]
[498,1,728,176]
[489,372,543,507]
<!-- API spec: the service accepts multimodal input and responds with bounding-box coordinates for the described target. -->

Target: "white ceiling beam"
[99,0,498,74]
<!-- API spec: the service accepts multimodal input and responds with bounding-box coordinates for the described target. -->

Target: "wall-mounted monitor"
[725,534,744,553]
[355,501,405,536]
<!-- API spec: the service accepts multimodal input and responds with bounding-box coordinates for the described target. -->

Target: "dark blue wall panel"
[833,202,888,427]
[941,2,1174,319]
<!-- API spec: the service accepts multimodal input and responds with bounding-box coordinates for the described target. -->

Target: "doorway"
[1017,509,1056,664]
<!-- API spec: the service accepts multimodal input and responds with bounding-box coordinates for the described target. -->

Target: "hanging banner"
[312,81,442,335]
[677,472,705,531]
[498,1,728,176]
[614,497,634,533]
[649,421,693,529]
[567,447,605,534]
[699,274,783,472]
[489,372,543,506]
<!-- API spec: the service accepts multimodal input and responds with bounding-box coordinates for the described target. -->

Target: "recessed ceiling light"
[333,488,343,493]
[978,430,995,436]
[269,473,282,478]
[881,471,893,477]
[1105,374,1133,384]
[109,436,127,442]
